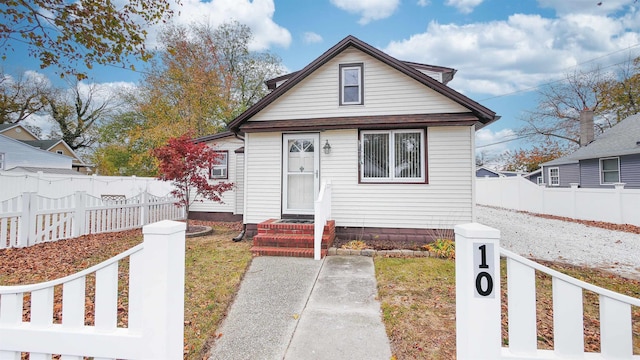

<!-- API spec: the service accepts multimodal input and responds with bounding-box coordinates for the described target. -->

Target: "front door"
[282,133,320,215]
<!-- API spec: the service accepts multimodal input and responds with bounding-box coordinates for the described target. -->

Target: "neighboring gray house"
[476,166,502,178]
[475,166,526,178]
[524,168,542,184]
[541,113,640,188]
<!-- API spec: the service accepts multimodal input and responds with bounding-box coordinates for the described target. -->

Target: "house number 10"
[473,243,495,298]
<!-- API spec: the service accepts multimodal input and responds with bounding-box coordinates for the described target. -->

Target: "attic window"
[339,63,363,105]
[56,150,64,155]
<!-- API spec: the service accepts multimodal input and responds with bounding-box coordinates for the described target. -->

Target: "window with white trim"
[360,130,425,183]
[210,151,228,179]
[600,157,620,184]
[0,153,4,170]
[536,176,543,185]
[340,63,363,105]
[548,167,559,186]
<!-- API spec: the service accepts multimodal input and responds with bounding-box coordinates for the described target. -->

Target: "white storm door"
[283,133,320,215]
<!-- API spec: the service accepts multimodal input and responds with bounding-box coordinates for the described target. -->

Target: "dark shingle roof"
[19,139,60,150]
[544,114,640,166]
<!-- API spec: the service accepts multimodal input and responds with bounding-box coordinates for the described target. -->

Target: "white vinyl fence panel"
[455,223,640,359]
[0,220,186,359]
[0,171,175,201]
[0,191,185,249]
[476,176,640,226]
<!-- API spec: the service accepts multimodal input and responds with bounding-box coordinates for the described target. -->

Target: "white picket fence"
[456,223,640,359]
[0,191,185,248]
[476,176,640,227]
[0,220,186,359]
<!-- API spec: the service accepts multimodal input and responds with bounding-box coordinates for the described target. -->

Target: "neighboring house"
[202,35,499,241]
[190,131,245,222]
[541,113,640,188]
[475,167,527,178]
[523,168,543,184]
[476,166,503,178]
[0,123,92,174]
[0,134,74,173]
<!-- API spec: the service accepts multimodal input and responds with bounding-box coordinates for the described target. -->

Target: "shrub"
[423,239,455,259]
[341,240,369,250]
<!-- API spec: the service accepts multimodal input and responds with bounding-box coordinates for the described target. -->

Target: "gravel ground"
[476,205,640,280]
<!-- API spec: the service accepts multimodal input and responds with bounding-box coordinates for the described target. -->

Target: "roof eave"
[229,35,497,132]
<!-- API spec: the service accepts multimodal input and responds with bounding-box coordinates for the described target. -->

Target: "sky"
[2,0,640,167]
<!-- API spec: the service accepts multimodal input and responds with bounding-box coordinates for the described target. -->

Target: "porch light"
[323,140,332,154]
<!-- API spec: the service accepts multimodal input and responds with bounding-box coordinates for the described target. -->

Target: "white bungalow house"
[190,131,244,222]
[193,35,499,254]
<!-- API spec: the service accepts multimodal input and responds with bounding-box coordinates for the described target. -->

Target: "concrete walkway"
[207,256,392,360]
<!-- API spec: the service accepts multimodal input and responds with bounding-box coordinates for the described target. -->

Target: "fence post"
[140,191,148,226]
[18,192,36,247]
[570,183,579,219]
[614,183,625,224]
[141,220,186,359]
[72,191,86,238]
[455,223,501,360]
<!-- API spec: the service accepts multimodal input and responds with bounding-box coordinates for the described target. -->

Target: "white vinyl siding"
[243,132,283,224]
[0,135,72,170]
[243,127,474,229]
[600,157,620,184]
[189,136,243,214]
[249,47,468,122]
[235,151,244,215]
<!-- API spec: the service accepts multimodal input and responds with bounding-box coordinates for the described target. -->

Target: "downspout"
[232,129,245,242]
[232,224,246,242]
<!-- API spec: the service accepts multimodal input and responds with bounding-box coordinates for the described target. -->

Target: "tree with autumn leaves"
[152,134,233,228]
[501,140,572,173]
[92,21,283,176]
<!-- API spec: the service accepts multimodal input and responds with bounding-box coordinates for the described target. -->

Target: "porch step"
[253,234,334,249]
[250,246,328,258]
[251,219,336,258]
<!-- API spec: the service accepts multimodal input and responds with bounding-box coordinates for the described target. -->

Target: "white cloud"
[302,32,323,44]
[417,0,430,7]
[475,128,516,167]
[384,11,640,96]
[445,0,484,14]
[330,0,400,25]
[148,0,291,51]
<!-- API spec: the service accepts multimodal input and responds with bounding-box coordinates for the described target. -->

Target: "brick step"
[257,219,336,236]
[251,246,327,258]
[253,233,335,249]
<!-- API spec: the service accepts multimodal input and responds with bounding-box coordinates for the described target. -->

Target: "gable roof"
[229,35,498,132]
[476,166,503,177]
[19,138,87,165]
[544,113,640,166]
[20,139,61,150]
[0,123,40,139]
[265,61,457,90]
[193,131,236,144]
